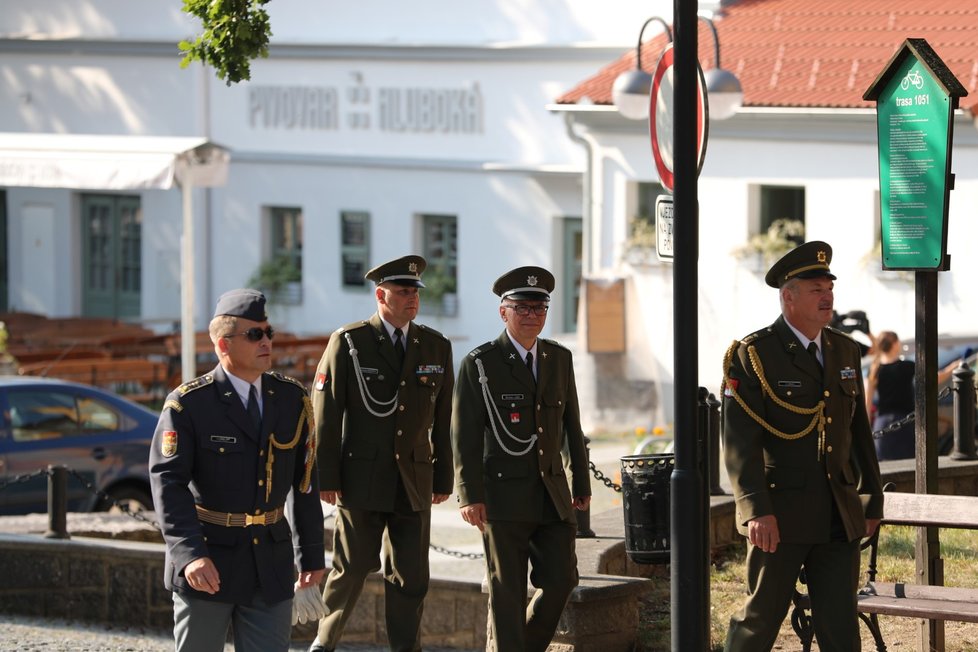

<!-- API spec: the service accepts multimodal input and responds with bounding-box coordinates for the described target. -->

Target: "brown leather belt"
[195,504,285,527]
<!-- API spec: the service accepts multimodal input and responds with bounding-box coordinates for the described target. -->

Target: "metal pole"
[44,465,70,540]
[181,177,196,383]
[671,0,706,649]
[951,361,977,460]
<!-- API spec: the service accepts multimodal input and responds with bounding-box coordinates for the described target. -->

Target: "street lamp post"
[612,9,743,652]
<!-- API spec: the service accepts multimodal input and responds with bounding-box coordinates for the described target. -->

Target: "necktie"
[247,384,262,431]
[525,351,534,379]
[807,342,822,372]
[393,328,405,369]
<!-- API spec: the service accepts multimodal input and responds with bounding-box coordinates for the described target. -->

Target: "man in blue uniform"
[310,255,454,652]
[721,242,883,651]
[451,266,591,652]
[150,288,326,652]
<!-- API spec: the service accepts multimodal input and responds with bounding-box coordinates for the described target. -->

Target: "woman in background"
[865,331,958,460]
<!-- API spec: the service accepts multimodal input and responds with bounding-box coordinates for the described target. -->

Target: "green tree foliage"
[179,0,273,85]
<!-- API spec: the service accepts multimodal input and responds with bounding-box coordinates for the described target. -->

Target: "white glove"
[291,585,328,625]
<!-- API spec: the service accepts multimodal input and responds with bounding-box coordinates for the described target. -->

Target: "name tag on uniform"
[777,380,802,388]
[360,367,379,375]
[840,367,857,380]
[501,393,524,400]
[210,435,237,443]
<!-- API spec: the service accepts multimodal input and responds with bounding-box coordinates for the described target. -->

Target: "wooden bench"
[792,491,978,651]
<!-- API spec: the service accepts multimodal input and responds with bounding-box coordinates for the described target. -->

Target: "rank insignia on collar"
[413,338,419,344]
[161,430,178,457]
[788,342,798,349]
[224,392,233,397]
[541,351,548,358]
[509,353,516,360]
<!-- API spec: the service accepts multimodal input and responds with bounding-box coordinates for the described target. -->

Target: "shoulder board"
[335,320,370,335]
[540,337,569,351]
[741,327,774,346]
[417,323,449,342]
[267,371,306,391]
[468,340,497,358]
[176,374,214,396]
[825,326,857,342]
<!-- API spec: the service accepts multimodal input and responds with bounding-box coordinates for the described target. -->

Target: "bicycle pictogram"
[900,70,924,91]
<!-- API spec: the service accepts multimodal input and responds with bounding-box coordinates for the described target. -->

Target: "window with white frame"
[420,214,458,316]
[757,184,805,243]
[251,206,303,304]
[341,211,370,289]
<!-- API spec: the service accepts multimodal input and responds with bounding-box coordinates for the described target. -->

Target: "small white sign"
[656,195,674,262]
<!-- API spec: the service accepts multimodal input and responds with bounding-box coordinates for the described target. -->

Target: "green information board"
[877,57,951,269]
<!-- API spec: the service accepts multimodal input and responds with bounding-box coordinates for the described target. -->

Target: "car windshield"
[7,390,124,442]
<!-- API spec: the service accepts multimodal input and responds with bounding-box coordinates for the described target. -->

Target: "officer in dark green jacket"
[721,242,884,652]
[452,266,591,652]
[310,255,454,652]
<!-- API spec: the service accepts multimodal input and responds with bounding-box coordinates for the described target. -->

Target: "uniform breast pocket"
[198,436,246,485]
[492,394,532,435]
[771,380,817,404]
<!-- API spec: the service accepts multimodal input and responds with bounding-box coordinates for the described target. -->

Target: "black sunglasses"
[226,326,275,342]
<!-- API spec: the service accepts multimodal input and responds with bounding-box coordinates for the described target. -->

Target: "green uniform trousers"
[317,498,431,652]
[724,537,861,652]
[483,518,578,652]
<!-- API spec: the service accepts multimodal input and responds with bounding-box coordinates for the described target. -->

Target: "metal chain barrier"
[64,467,161,529]
[429,542,485,560]
[0,468,51,492]
[589,458,622,493]
[872,385,953,440]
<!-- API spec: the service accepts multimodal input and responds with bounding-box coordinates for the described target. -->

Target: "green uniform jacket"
[452,331,590,523]
[723,316,884,543]
[313,314,454,512]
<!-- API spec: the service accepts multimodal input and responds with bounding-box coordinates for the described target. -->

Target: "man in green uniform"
[721,241,884,651]
[309,255,454,652]
[452,266,591,652]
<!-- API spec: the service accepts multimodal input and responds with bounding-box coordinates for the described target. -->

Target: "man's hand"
[432,493,451,505]
[320,490,341,505]
[865,518,881,538]
[747,514,780,553]
[460,503,487,532]
[184,557,221,594]
[572,496,591,511]
[296,568,326,589]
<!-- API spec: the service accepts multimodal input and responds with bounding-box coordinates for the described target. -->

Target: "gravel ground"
[0,614,477,651]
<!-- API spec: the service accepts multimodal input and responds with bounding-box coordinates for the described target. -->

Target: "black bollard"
[952,361,977,460]
[707,392,724,495]
[576,435,596,538]
[44,465,70,540]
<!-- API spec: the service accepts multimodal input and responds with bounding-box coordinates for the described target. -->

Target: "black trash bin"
[620,453,674,564]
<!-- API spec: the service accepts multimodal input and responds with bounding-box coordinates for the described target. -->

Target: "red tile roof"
[557,0,978,114]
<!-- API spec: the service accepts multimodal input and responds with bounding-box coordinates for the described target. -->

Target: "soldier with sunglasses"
[149,289,326,652]
[451,266,591,651]
[309,255,454,652]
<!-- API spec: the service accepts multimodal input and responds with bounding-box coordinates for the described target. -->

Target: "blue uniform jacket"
[149,365,325,605]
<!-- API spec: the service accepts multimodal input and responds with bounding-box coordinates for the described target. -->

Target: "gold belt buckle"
[245,512,267,526]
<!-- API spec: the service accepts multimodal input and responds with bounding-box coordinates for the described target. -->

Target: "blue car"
[0,376,157,515]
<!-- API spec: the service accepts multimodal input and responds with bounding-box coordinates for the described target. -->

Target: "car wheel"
[102,486,154,513]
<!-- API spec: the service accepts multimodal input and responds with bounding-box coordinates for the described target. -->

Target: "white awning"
[0,133,229,190]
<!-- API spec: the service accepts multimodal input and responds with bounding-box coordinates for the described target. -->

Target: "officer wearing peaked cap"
[452,266,590,652]
[721,243,883,652]
[150,289,325,652]
[310,255,454,652]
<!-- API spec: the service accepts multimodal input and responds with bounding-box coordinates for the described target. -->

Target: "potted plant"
[733,218,805,271]
[622,218,659,266]
[422,266,457,316]
[248,256,302,304]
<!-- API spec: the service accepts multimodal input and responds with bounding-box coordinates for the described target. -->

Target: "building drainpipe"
[563,113,595,277]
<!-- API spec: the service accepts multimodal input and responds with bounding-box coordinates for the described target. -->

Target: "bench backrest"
[882,492,978,530]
